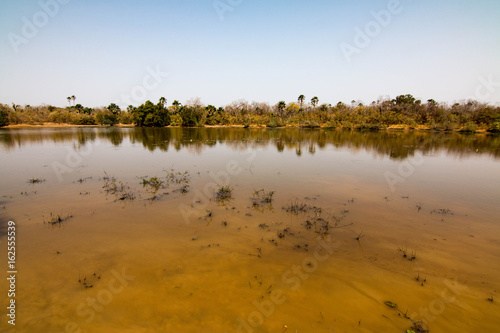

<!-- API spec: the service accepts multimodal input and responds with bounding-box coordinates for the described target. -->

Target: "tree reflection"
[0,127,498,160]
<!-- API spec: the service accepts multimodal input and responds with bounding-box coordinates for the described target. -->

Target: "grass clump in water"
[214,185,233,202]
[102,172,135,201]
[28,177,45,184]
[44,212,73,226]
[282,198,308,214]
[251,189,275,206]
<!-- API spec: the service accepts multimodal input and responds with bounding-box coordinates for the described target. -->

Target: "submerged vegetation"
[251,189,275,206]
[2,94,500,132]
[214,185,233,202]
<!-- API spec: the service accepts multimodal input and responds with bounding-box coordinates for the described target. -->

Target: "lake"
[0,127,499,333]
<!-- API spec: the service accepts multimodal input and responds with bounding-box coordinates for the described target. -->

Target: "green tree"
[132,98,171,127]
[95,110,118,126]
[311,96,319,108]
[205,105,219,125]
[0,104,10,127]
[107,103,121,114]
[298,95,305,110]
[159,97,167,107]
[179,105,204,127]
[277,101,286,118]
[393,94,416,106]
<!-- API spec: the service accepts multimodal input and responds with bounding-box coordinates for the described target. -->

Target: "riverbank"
[2,122,496,134]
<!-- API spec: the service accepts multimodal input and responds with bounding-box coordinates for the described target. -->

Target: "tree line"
[1,94,499,133]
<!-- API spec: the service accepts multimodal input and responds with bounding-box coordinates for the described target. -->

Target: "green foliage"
[95,110,118,126]
[107,103,121,114]
[488,121,500,133]
[132,98,171,127]
[170,114,183,126]
[459,121,478,133]
[179,106,204,127]
[72,114,96,125]
[0,104,10,127]
[266,117,284,128]
[2,94,500,131]
[118,111,133,124]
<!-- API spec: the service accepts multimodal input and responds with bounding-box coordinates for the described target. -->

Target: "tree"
[298,95,305,109]
[311,96,319,108]
[393,94,416,106]
[205,105,219,125]
[159,97,167,108]
[107,103,121,114]
[0,104,10,127]
[95,109,118,126]
[67,97,71,107]
[277,101,286,118]
[132,98,171,127]
[71,95,76,106]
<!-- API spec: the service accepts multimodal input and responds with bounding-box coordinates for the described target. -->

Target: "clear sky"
[1,0,499,108]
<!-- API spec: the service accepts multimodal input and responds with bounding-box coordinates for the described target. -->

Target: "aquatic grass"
[164,168,191,185]
[102,171,135,201]
[214,185,233,202]
[431,208,453,215]
[44,212,73,226]
[27,177,45,184]
[251,189,275,206]
[282,198,308,214]
[141,176,165,197]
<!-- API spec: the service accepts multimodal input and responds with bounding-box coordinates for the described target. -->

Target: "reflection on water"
[1,127,499,159]
[0,128,499,333]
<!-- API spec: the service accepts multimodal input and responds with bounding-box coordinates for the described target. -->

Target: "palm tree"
[158,97,167,107]
[71,95,76,106]
[298,95,305,109]
[311,96,319,108]
[277,101,286,118]
[67,97,71,106]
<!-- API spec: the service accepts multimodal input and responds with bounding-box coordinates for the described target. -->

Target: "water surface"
[0,128,499,333]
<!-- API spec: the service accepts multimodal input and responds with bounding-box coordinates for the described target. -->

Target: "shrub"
[459,121,478,133]
[72,114,96,125]
[488,121,500,133]
[170,114,183,126]
[0,104,10,127]
[266,117,283,128]
[119,112,133,124]
[95,110,118,126]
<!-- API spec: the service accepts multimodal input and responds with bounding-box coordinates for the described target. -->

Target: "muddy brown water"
[0,127,499,333]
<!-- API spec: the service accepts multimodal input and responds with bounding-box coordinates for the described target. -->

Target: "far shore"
[1,122,495,134]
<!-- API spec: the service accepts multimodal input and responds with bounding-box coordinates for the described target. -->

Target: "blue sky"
[0,0,499,108]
